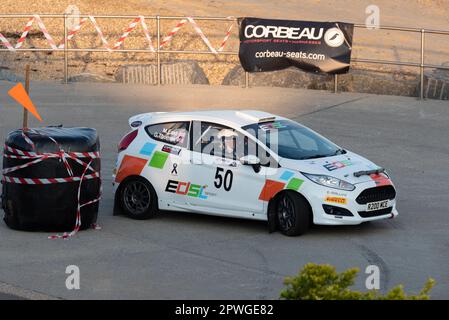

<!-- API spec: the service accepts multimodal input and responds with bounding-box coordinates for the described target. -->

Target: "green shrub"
[280,263,435,300]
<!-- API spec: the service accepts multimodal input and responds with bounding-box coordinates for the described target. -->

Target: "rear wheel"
[276,191,310,236]
[119,177,157,220]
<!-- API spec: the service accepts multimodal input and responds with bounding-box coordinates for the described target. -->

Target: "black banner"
[238,17,354,74]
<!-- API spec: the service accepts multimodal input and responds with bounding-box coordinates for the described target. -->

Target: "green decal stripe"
[149,151,169,169]
[286,178,304,191]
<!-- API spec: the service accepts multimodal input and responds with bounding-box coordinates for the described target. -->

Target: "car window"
[192,122,250,160]
[145,121,190,148]
[243,120,341,160]
[272,128,319,155]
[291,130,318,151]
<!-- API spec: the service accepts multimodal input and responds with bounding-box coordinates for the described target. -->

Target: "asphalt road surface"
[0,293,22,300]
[0,82,448,299]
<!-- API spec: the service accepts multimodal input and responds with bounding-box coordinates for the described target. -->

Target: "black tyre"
[276,191,311,236]
[119,177,158,220]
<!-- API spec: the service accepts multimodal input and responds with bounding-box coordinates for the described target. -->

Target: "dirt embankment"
[0,0,448,96]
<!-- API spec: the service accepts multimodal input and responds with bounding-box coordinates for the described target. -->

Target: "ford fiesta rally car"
[113,110,398,236]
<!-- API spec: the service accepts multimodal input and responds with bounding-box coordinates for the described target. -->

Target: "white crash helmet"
[217,129,238,139]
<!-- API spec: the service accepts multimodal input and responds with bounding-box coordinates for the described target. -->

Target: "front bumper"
[307,181,398,225]
[314,207,398,225]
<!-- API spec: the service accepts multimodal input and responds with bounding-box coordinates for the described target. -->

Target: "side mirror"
[240,155,261,173]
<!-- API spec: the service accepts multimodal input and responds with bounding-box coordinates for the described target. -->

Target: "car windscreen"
[242,120,344,160]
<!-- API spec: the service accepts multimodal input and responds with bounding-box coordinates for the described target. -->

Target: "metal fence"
[0,14,449,99]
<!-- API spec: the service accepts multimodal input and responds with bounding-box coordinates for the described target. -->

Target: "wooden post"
[23,65,30,129]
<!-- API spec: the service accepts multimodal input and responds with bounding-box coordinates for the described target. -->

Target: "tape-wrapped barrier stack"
[1,127,101,235]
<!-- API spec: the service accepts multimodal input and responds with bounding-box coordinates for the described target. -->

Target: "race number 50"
[214,167,233,191]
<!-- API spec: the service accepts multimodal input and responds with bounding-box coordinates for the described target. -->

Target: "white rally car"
[113,110,398,236]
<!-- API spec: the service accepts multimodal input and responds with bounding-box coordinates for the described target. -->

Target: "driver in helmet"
[217,128,238,159]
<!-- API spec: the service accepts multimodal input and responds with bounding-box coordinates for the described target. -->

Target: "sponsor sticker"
[259,121,287,131]
[325,196,347,205]
[165,180,208,199]
[323,160,354,171]
[326,190,348,197]
[153,128,186,145]
[162,144,181,155]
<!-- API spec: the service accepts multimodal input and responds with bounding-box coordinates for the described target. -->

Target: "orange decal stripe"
[259,180,286,201]
[115,155,148,183]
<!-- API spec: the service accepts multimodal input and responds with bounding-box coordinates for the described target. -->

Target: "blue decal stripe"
[280,171,294,181]
[139,142,157,156]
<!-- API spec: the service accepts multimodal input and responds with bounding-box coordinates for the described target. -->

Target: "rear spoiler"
[128,112,167,128]
[353,168,385,177]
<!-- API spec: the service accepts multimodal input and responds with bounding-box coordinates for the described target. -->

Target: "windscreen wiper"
[300,154,329,160]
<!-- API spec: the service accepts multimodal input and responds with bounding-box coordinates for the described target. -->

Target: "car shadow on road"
[309,222,390,236]
[154,210,396,238]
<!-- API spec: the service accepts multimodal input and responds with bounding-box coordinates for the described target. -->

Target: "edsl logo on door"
[165,180,208,199]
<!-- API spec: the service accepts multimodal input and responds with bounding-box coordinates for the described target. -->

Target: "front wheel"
[119,177,158,220]
[276,191,311,236]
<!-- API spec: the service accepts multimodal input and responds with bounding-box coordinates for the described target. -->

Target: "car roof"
[148,109,284,127]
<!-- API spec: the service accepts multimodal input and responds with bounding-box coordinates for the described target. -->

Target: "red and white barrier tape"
[186,17,217,54]
[218,22,234,52]
[159,18,188,48]
[57,17,88,49]
[139,15,156,52]
[112,16,141,50]
[0,34,13,50]
[48,159,101,239]
[2,173,100,185]
[0,15,58,51]
[1,129,101,239]
[17,129,75,176]
[15,17,34,49]
[0,15,234,53]
[33,15,58,50]
[159,17,234,53]
[4,145,100,159]
[2,143,99,177]
[88,16,111,51]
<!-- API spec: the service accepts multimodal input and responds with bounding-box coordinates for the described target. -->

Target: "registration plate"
[366,200,389,212]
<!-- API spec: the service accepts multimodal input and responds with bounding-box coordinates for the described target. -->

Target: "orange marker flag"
[8,83,43,121]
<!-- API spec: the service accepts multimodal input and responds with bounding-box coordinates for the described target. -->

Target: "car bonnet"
[279,151,384,185]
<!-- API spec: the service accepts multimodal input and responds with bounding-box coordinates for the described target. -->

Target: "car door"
[177,121,268,217]
[138,121,191,207]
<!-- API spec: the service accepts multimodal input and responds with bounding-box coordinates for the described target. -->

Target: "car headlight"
[301,173,356,191]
